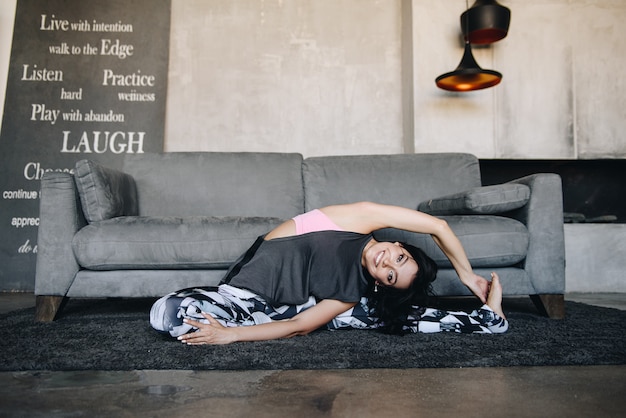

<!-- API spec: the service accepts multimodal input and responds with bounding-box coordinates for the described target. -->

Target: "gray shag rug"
[1,298,625,371]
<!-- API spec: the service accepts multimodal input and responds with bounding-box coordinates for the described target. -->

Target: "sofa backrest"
[302,153,482,211]
[122,152,304,218]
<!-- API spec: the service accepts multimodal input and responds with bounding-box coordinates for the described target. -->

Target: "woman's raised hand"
[462,272,491,303]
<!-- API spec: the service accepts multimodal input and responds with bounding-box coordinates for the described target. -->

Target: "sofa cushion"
[303,153,482,211]
[72,216,285,270]
[373,215,529,268]
[417,184,530,215]
[74,159,138,223]
[121,152,305,218]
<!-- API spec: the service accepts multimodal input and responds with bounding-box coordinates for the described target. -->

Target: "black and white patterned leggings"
[150,284,508,338]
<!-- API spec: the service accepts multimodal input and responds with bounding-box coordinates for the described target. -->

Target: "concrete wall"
[162,0,626,158]
[165,0,404,156]
[565,225,626,293]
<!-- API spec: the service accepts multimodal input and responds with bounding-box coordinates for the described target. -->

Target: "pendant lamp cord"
[464,0,469,44]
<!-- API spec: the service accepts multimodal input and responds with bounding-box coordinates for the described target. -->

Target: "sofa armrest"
[35,172,86,296]
[506,173,565,294]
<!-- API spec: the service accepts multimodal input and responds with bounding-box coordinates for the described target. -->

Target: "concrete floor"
[1,293,625,418]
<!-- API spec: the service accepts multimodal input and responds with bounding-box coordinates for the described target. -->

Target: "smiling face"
[361,240,418,290]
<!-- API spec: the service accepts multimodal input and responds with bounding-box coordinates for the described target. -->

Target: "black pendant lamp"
[435,0,508,92]
[461,0,511,45]
[435,43,501,91]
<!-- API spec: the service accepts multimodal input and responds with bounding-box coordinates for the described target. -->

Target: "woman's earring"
[374,283,379,293]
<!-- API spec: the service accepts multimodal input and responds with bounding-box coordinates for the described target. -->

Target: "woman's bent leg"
[150,284,318,337]
[391,274,508,334]
[404,305,509,334]
[151,286,266,337]
[325,298,508,334]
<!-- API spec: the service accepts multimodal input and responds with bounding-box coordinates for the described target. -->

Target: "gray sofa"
[35,152,565,321]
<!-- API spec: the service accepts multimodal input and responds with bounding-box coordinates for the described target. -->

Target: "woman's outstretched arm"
[177,299,356,345]
[320,202,490,302]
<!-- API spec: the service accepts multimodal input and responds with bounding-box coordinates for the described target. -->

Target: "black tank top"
[220,231,373,306]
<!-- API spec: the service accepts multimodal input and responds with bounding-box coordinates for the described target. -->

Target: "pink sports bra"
[293,209,345,235]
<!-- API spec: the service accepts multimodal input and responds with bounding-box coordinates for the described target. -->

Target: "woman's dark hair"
[364,242,438,335]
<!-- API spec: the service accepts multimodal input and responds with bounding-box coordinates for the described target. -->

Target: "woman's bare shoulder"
[319,202,383,234]
[264,219,296,240]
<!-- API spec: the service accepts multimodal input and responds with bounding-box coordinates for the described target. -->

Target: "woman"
[150,202,508,345]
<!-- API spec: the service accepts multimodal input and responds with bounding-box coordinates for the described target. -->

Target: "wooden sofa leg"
[35,295,67,322]
[530,294,565,319]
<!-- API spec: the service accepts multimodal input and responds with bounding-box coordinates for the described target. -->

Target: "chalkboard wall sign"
[0,0,171,290]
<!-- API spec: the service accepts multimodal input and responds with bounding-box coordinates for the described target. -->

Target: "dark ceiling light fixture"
[435,43,502,91]
[435,0,507,92]
[461,0,511,45]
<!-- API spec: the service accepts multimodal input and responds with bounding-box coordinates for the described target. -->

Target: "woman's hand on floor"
[178,313,235,345]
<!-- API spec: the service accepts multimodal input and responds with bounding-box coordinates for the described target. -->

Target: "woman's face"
[362,240,418,290]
